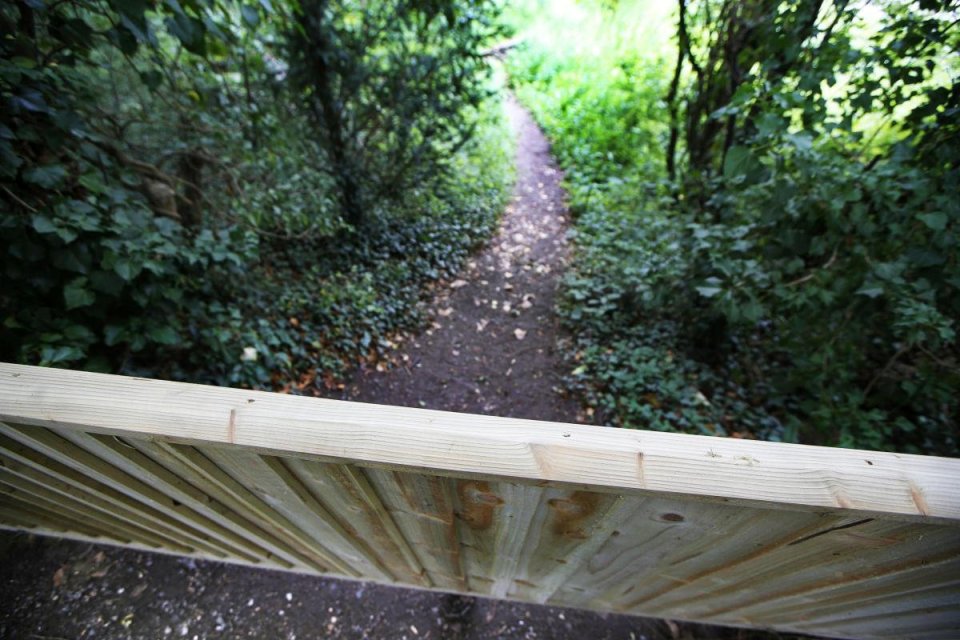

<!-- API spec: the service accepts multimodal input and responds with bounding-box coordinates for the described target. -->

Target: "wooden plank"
[0,523,275,567]
[0,423,286,567]
[506,488,638,604]
[0,462,194,552]
[137,440,350,575]
[747,555,960,622]
[0,433,234,560]
[364,468,467,591]
[0,493,119,541]
[283,459,430,586]
[96,433,332,573]
[777,580,960,631]
[1,363,959,639]
[2,363,958,523]
[633,519,960,625]
[555,501,838,613]
[454,479,543,597]
[197,445,390,579]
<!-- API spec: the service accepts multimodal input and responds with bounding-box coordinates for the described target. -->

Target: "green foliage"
[1,0,511,390]
[0,0,253,373]
[285,0,504,227]
[510,0,959,455]
[188,105,515,388]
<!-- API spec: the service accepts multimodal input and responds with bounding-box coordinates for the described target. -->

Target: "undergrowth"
[507,0,958,454]
[176,98,515,389]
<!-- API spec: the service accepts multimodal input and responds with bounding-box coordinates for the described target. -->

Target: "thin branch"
[784,246,839,287]
[2,185,40,213]
[863,344,909,399]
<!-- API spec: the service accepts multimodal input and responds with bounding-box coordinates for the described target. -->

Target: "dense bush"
[509,0,959,454]
[286,0,503,228]
[1,0,511,389]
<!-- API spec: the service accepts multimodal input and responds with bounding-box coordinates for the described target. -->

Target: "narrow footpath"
[339,95,581,423]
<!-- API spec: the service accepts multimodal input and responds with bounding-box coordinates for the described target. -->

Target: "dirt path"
[338,95,582,423]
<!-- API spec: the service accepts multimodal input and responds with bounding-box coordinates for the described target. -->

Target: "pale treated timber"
[0,432,246,561]
[1,363,958,523]
[0,424,285,566]
[1,363,960,640]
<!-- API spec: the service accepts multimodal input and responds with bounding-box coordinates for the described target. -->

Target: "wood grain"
[1,363,958,522]
[1,363,958,639]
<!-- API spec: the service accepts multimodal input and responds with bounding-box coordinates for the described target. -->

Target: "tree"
[666,0,959,451]
[285,0,502,228]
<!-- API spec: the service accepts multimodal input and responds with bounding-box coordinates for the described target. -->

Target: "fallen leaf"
[514,328,527,340]
[450,279,468,289]
[476,319,489,332]
[437,308,453,317]
[52,566,65,588]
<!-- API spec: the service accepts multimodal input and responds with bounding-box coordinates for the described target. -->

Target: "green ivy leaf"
[918,212,947,231]
[104,324,125,346]
[149,325,180,345]
[696,286,722,298]
[31,214,57,234]
[113,259,143,282]
[64,277,96,309]
[856,284,885,298]
[40,345,84,365]
[23,164,67,188]
[723,146,760,181]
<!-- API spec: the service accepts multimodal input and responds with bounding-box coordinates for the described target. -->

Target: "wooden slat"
[200,446,388,579]
[1,363,957,522]
[1,363,959,640]
[0,434,234,559]
[283,459,429,585]
[0,463,192,552]
[0,424,282,566]
[455,479,543,597]
[364,469,467,591]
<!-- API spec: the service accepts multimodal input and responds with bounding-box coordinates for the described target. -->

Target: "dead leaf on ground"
[52,566,66,588]
[450,279,468,289]
[514,328,527,340]
[437,308,454,317]
[476,319,489,332]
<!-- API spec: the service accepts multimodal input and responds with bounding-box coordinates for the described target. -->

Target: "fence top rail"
[1,362,958,524]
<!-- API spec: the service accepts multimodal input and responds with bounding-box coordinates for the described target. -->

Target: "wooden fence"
[0,362,958,639]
